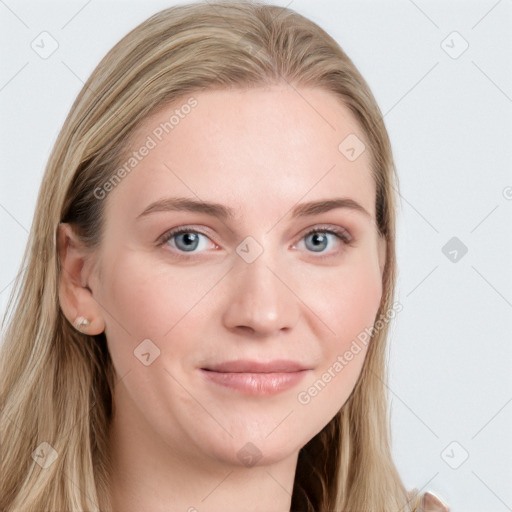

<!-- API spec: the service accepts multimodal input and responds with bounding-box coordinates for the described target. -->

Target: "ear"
[377,233,386,277]
[57,222,105,335]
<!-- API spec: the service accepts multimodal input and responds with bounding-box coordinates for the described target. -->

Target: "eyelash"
[157,224,352,260]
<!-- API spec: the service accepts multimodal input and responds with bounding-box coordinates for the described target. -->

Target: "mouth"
[200,359,311,396]
[202,359,310,373]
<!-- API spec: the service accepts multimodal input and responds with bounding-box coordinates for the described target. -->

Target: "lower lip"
[200,369,308,396]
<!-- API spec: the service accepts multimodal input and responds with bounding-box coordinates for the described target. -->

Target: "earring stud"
[74,316,91,331]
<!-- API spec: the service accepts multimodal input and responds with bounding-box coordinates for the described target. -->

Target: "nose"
[221,249,300,338]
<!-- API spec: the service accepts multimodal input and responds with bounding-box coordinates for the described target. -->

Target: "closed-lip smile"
[202,359,310,373]
[200,359,311,395]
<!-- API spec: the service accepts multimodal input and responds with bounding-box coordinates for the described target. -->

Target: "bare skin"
[58,84,385,512]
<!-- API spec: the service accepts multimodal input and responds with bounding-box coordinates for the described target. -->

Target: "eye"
[158,227,216,254]
[294,225,352,255]
[157,224,352,259]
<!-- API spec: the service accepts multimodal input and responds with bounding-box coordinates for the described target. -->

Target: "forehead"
[107,85,375,222]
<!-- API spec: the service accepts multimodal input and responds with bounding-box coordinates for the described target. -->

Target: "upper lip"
[202,359,310,373]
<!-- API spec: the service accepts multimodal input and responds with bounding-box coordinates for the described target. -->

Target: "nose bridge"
[221,242,299,336]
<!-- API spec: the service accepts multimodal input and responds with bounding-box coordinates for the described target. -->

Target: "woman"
[0,1,450,510]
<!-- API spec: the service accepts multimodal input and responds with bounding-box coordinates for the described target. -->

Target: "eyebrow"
[137,196,371,220]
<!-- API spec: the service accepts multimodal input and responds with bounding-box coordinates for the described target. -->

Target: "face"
[87,85,385,467]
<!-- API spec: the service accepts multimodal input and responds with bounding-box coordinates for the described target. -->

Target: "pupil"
[178,233,198,251]
[308,233,327,252]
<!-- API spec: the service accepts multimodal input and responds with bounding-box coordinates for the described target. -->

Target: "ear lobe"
[58,222,105,335]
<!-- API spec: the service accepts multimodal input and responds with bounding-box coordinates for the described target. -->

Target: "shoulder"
[407,488,450,512]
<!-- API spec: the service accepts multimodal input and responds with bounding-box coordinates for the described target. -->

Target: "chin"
[199,430,305,469]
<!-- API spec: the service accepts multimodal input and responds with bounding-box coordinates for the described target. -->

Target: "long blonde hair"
[1,1,413,510]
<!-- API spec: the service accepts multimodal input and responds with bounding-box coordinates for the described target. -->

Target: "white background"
[1,1,511,511]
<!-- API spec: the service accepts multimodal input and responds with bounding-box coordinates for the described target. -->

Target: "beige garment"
[407,488,450,512]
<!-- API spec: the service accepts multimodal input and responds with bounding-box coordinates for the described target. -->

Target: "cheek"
[294,256,382,411]
[97,251,222,371]
[335,267,382,339]
[298,254,383,347]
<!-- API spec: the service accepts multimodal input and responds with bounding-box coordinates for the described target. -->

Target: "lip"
[202,359,310,373]
[200,359,311,396]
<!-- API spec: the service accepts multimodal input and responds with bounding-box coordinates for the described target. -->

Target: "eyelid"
[157,225,218,248]
[298,224,352,243]
[157,223,353,257]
